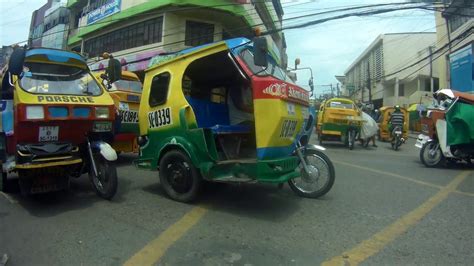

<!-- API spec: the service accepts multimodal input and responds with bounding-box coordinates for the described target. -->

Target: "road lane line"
[0,192,17,204]
[322,170,470,266]
[124,206,207,266]
[333,160,443,189]
[453,190,474,197]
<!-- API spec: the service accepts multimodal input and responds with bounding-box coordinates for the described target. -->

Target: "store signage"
[449,44,473,93]
[87,0,121,25]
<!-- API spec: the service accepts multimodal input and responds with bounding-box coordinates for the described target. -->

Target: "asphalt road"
[1,137,473,266]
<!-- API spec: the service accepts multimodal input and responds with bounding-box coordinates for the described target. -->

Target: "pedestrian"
[359,107,378,147]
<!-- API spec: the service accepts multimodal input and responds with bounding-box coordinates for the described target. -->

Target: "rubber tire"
[420,141,445,168]
[394,136,400,151]
[159,150,202,203]
[288,149,336,199]
[0,172,13,193]
[89,156,118,200]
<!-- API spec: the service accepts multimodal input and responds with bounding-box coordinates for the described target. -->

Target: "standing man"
[102,52,122,83]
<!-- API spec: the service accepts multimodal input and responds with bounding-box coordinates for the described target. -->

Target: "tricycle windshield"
[20,63,102,96]
[110,79,142,93]
[239,49,295,85]
[327,101,354,109]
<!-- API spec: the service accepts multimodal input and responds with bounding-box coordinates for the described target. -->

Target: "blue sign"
[87,0,121,25]
[449,43,473,93]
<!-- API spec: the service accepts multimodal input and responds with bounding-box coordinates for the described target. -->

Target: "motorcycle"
[391,125,405,151]
[416,89,474,167]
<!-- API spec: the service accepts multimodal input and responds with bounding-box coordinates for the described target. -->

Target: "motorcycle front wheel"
[289,149,335,198]
[420,141,445,168]
[89,154,118,200]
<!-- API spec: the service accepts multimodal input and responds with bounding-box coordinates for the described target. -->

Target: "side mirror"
[295,58,301,70]
[253,37,268,67]
[8,48,26,75]
[101,78,112,90]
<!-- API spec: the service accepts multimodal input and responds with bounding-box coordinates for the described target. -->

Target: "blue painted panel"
[49,107,69,118]
[450,44,474,93]
[73,107,91,118]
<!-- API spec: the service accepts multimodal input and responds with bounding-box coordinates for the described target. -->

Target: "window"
[185,21,214,46]
[149,72,170,107]
[424,78,431,91]
[399,83,405,96]
[84,17,163,57]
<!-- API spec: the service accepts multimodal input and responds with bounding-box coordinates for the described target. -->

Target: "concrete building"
[66,0,286,74]
[29,0,70,49]
[343,33,440,108]
[434,0,473,93]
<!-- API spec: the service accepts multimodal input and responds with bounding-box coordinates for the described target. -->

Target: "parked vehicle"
[316,98,363,150]
[135,37,335,202]
[416,89,474,167]
[0,48,118,199]
[95,70,142,154]
[378,106,408,142]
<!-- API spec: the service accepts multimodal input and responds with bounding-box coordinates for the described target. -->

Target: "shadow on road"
[143,179,303,223]
[5,154,137,218]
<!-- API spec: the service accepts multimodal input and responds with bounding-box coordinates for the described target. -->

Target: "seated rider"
[389,105,404,138]
[227,85,254,125]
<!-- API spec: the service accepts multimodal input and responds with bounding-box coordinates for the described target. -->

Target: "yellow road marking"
[333,160,443,189]
[0,192,17,204]
[322,170,470,266]
[453,190,474,197]
[124,206,207,266]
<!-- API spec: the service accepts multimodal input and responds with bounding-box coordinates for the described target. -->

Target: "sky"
[0,0,436,96]
[282,0,436,96]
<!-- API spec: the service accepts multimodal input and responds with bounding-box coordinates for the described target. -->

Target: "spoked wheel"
[159,150,202,203]
[420,141,445,168]
[288,149,335,198]
[89,155,118,200]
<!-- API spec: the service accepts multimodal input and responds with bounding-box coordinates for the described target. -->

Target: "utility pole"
[367,60,372,103]
[429,46,434,92]
[336,83,340,96]
[330,84,334,97]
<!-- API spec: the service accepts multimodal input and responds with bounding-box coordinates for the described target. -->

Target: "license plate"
[39,126,59,142]
[395,131,402,134]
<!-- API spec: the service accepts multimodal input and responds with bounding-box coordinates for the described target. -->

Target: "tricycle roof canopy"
[25,48,88,69]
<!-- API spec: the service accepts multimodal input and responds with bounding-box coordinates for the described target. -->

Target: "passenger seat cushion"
[186,97,229,127]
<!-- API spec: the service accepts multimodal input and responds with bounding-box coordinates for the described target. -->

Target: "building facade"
[434,0,473,93]
[66,0,286,74]
[343,33,440,108]
[29,0,70,49]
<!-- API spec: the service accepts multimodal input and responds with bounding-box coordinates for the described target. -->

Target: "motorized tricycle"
[316,97,363,150]
[95,70,142,154]
[0,48,118,199]
[416,89,474,167]
[378,106,408,143]
[135,37,335,202]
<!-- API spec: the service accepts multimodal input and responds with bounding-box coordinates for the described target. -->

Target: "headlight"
[95,107,109,119]
[26,106,44,120]
[93,121,112,132]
